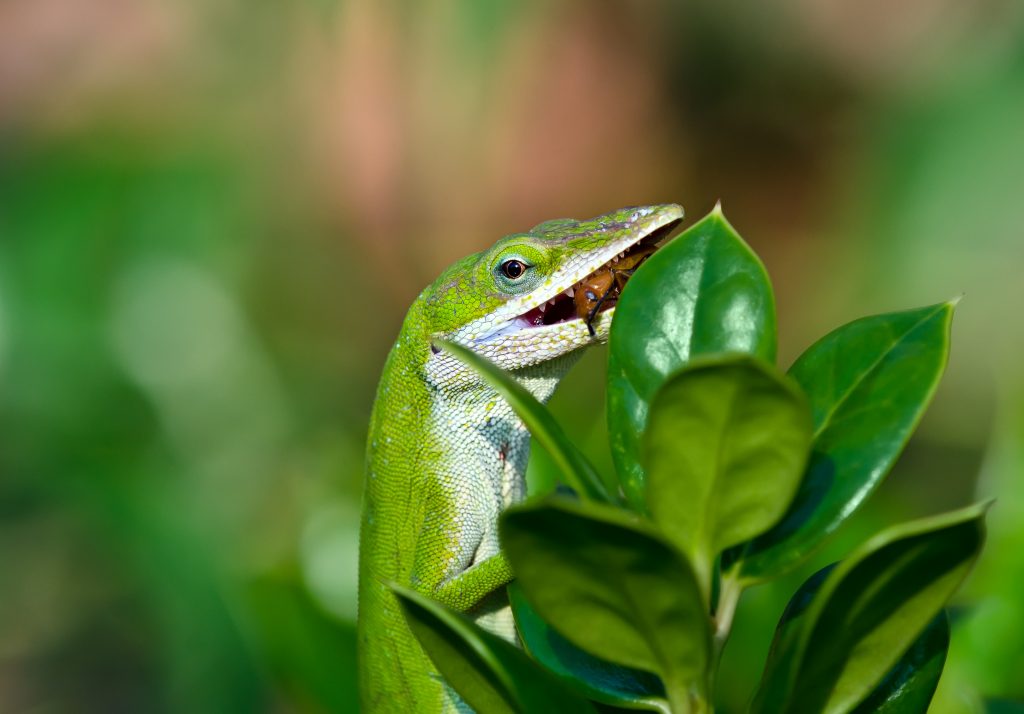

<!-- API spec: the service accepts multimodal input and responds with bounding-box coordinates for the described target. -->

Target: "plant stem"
[705,572,743,707]
[713,575,742,651]
[665,677,708,714]
[666,684,689,714]
[666,576,743,713]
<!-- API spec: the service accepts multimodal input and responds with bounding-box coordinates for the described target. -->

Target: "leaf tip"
[384,579,410,598]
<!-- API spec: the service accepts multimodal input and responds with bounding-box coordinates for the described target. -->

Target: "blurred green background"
[2,1,1023,712]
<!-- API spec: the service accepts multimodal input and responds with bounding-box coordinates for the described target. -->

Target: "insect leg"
[585,286,616,337]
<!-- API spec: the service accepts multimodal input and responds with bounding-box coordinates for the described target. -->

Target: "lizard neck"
[373,307,583,518]
[423,346,582,511]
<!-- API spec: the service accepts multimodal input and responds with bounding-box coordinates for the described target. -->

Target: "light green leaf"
[644,354,811,593]
[392,584,598,714]
[438,339,611,502]
[608,207,777,509]
[732,301,956,582]
[500,498,710,711]
[509,583,668,712]
[751,502,987,714]
[852,611,949,714]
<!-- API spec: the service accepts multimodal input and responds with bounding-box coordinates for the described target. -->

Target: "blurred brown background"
[2,0,1023,712]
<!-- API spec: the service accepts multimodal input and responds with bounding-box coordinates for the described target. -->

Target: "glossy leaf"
[500,498,710,711]
[438,339,611,502]
[852,612,949,714]
[392,584,598,714]
[751,502,987,714]
[644,354,811,592]
[607,207,777,509]
[732,301,956,582]
[509,583,669,712]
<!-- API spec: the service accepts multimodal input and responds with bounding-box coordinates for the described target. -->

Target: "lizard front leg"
[432,552,514,612]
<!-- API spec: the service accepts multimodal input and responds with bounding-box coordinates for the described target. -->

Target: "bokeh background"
[2,0,1023,712]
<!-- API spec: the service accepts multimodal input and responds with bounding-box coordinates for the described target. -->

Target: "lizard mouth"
[514,219,681,332]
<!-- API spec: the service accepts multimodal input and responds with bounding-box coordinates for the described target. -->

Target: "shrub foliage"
[394,207,985,714]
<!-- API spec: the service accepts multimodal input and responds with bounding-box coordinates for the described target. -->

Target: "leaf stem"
[665,677,707,714]
[713,574,742,652]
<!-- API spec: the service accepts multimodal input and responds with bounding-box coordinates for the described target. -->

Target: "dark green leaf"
[509,583,668,712]
[607,207,777,509]
[751,502,987,714]
[733,302,956,582]
[392,584,598,714]
[644,354,811,593]
[438,339,611,502]
[852,612,949,714]
[501,498,710,710]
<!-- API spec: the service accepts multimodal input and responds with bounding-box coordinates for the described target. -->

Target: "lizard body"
[357,204,684,712]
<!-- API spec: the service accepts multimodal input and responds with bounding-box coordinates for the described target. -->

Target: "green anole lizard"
[358,204,684,712]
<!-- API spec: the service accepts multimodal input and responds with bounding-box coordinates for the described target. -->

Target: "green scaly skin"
[358,204,684,712]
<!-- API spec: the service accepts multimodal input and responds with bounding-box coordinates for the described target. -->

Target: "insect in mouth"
[574,244,657,336]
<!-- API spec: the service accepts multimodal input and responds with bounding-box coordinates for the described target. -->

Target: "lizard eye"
[500,259,527,279]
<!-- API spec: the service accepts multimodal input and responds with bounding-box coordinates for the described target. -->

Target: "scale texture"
[357,204,683,713]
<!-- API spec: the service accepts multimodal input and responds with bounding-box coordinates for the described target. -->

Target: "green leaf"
[751,502,987,714]
[437,339,611,502]
[852,611,949,714]
[732,301,956,582]
[607,207,777,509]
[644,354,812,593]
[392,584,598,714]
[509,583,669,712]
[500,498,711,711]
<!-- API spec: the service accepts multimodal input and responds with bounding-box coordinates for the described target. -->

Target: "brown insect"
[574,245,657,336]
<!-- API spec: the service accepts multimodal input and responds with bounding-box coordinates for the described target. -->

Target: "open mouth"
[514,219,681,335]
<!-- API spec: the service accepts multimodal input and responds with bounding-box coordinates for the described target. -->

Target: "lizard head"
[422,204,684,371]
